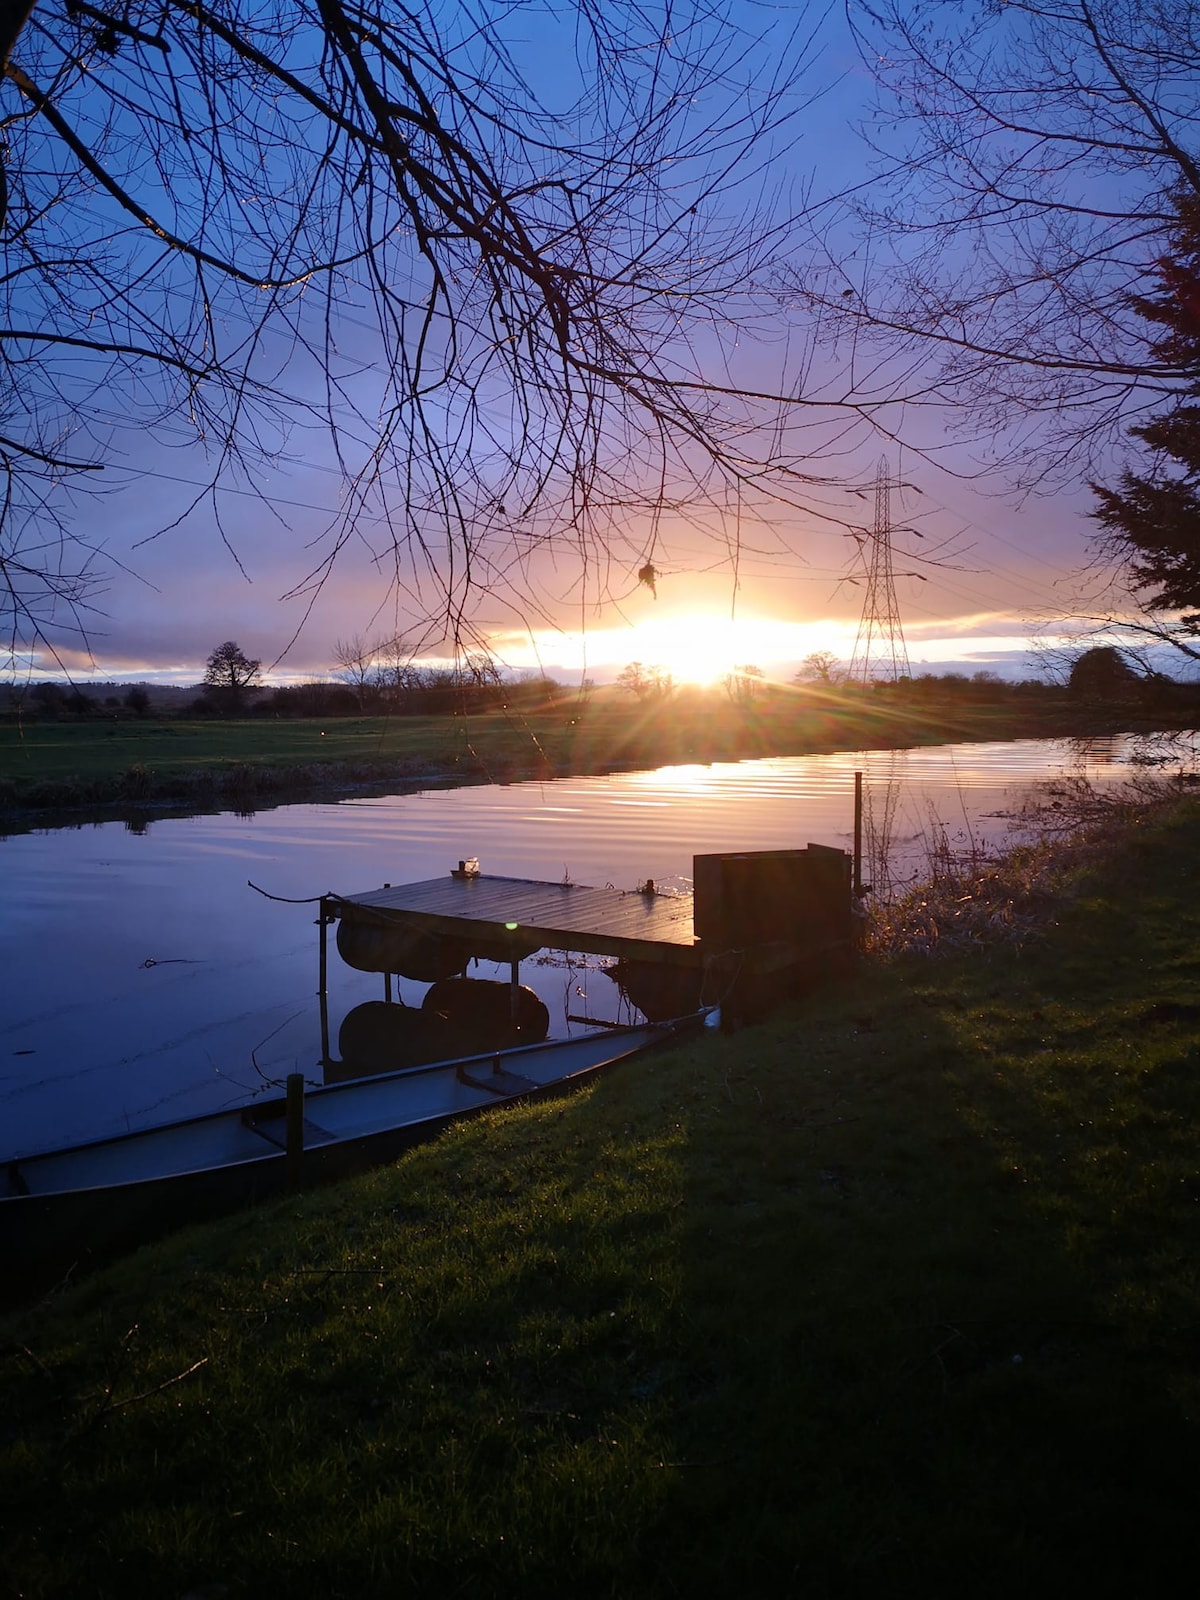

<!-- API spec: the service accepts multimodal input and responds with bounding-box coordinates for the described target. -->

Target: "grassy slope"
[4,808,1200,1597]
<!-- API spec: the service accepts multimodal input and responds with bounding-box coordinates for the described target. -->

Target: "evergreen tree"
[1068,646,1141,700]
[1093,194,1200,625]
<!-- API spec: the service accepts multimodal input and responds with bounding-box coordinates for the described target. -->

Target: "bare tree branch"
[0,0,860,661]
[784,0,1200,485]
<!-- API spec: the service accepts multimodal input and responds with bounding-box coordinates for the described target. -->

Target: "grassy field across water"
[0,685,1177,813]
[3,798,1200,1597]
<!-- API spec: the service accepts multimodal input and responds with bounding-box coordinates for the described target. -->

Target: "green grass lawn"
[0,713,500,783]
[4,805,1200,1596]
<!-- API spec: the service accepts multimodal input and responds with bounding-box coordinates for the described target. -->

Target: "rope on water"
[247,879,332,904]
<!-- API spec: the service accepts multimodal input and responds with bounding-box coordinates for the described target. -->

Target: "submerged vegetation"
[3,787,1200,1596]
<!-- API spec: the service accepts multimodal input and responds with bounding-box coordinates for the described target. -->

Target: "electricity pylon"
[847,458,911,684]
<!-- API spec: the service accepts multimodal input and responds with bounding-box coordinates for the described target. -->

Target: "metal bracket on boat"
[456,1058,539,1097]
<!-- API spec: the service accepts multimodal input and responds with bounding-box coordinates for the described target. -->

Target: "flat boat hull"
[1,1020,693,1292]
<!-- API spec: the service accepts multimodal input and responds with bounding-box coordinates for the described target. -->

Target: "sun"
[614,612,803,686]
[508,612,855,685]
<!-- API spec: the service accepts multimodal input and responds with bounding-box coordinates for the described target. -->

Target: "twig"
[1,1341,54,1381]
[104,1356,209,1415]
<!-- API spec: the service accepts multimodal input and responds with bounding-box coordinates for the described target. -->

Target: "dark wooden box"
[693,844,852,953]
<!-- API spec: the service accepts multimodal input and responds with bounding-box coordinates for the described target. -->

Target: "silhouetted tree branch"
[789,0,1200,484]
[1,0,852,664]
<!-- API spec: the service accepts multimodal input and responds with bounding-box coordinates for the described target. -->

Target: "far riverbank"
[4,679,1198,823]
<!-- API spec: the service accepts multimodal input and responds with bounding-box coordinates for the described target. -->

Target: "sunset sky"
[49,452,1096,689]
[7,3,1162,692]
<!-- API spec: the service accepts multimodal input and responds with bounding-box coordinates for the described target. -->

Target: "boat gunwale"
[2,1015,702,1200]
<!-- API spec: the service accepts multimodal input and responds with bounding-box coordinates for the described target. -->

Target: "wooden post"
[383,970,392,1003]
[286,1073,305,1192]
[853,771,864,899]
[318,900,331,1067]
[510,957,521,1029]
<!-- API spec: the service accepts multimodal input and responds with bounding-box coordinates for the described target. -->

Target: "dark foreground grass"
[4,808,1200,1598]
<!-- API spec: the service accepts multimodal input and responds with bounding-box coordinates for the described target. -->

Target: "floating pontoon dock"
[317,843,855,1058]
[333,873,697,963]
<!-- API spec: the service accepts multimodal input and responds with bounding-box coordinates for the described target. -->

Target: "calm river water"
[2,734,1190,1156]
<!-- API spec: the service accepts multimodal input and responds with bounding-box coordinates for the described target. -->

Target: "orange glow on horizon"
[500,612,857,685]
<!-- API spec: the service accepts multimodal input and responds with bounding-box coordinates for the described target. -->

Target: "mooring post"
[383,970,392,1003]
[317,899,331,1067]
[510,957,521,1029]
[286,1072,305,1192]
[853,771,864,899]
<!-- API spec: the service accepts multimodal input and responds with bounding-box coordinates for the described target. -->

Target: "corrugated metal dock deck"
[333,874,698,966]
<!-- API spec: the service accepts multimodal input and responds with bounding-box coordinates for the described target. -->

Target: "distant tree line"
[0,667,567,722]
[4,643,1198,724]
[0,636,567,722]
[866,658,1194,711]
[256,670,562,720]
[0,681,159,719]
